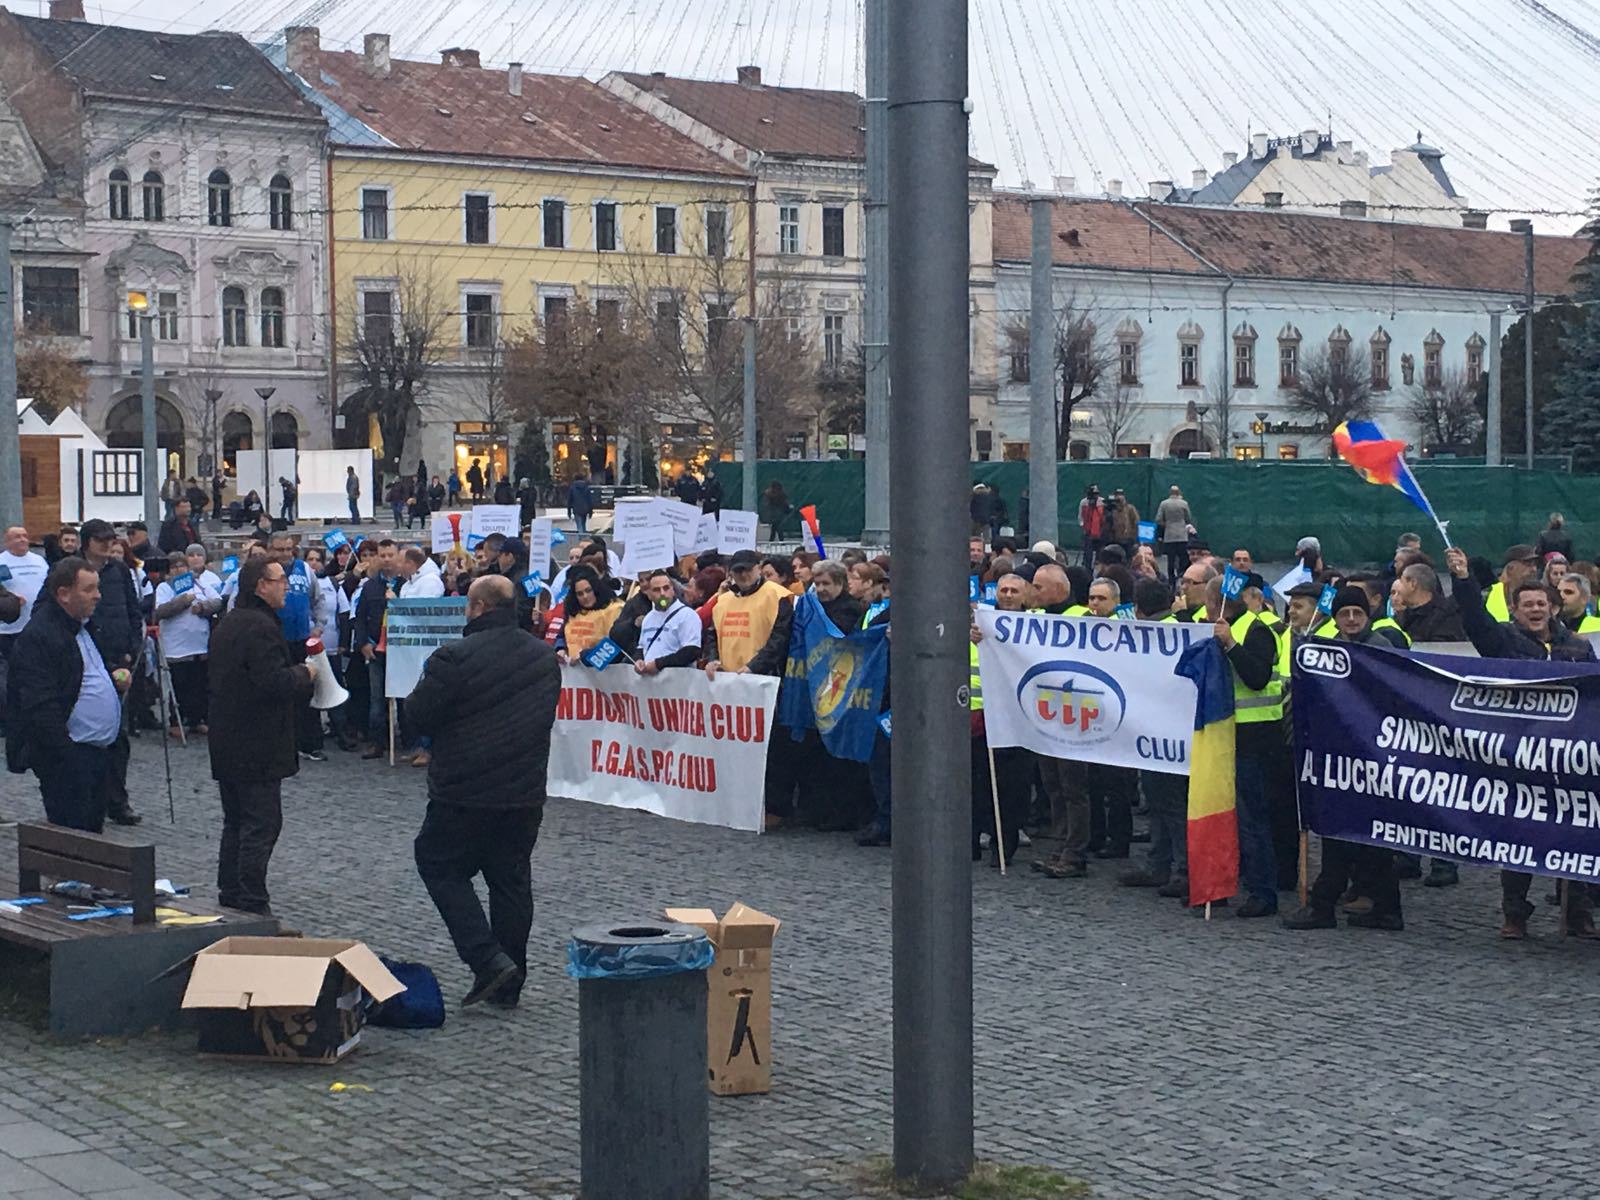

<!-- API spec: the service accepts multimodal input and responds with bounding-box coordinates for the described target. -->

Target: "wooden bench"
[1,822,278,1038]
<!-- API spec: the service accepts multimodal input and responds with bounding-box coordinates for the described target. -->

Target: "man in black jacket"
[1394,562,1466,644]
[80,519,145,825]
[158,499,200,555]
[354,539,402,759]
[409,575,560,1007]
[207,557,315,915]
[6,559,129,830]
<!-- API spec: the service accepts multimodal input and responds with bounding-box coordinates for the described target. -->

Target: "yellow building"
[276,29,753,487]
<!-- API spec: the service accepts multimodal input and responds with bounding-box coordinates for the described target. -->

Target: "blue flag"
[1221,565,1248,601]
[1317,583,1337,616]
[581,637,625,670]
[221,555,239,579]
[521,572,543,598]
[1137,520,1157,544]
[171,573,195,596]
[323,529,348,551]
[778,592,889,762]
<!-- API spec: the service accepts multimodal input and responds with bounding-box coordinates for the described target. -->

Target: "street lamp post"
[1255,410,1270,460]
[128,291,159,529]
[201,389,222,481]
[255,385,277,519]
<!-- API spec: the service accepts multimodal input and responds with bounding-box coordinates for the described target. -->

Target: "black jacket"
[405,606,560,809]
[89,558,143,665]
[5,597,89,773]
[354,571,400,651]
[158,515,199,554]
[1536,528,1574,561]
[207,593,313,783]
[1456,575,1597,663]
[1398,595,1467,643]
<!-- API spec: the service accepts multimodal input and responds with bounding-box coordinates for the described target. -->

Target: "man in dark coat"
[207,556,315,915]
[158,499,200,555]
[408,575,560,1007]
[79,519,144,825]
[1395,562,1466,644]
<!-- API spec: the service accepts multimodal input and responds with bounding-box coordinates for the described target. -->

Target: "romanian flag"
[1175,640,1238,907]
[1331,420,1431,515]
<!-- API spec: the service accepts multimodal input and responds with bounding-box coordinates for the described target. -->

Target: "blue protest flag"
[777,592,889,762]
[171,574,195,596]
[1114,602,1135,619]
[1317,583,1337,616]
[521,572,543,598]
[221,555,239,578]
[982,582,997,606]
[0,564,11,583]
[580,637,625,670]
[466,533,486,550]
[879,712,892,739]
[323,529,348,551]
[551,528,567,545]
[1221,565,1247,601]
[969,575,981,603]
[1137,520,1157,544]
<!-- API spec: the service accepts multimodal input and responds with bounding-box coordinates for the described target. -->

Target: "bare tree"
[1090,384,1147,459]
[341,265,451,479]
[1406,367,1484,452]
[1286,346,1374,448]
[15,323,88,422]
[179,350,227,477]
[1004,299,1113,459]
[1199,366,1235,456]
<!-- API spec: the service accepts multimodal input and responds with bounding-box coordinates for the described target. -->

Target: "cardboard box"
[178,937,405,1064]
[665,902,781,1096]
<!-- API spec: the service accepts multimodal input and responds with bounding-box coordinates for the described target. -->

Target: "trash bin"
[568,920,715,1200]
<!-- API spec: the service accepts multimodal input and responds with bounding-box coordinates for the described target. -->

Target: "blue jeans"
[348,497,361,523]
[1235,752,1278,906]
[573,511,589,534]
[867,729,891,836]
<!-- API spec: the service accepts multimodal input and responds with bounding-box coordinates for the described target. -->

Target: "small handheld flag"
[799,504,825,557]
[1332,420,1451,547]
[982,582,998,606]
[1317,583,1337,616]
[323,529,348,551]
[580,637,629,670]
[1221,565,1248,601]
[1114,602,1136,619]
[878,712,892,739]
[221,555,239,579]
[969,575,981,603]
[520,572,543,598]
[466,532,486,550]
[1137,520,1157,544]
[171,573,195,596]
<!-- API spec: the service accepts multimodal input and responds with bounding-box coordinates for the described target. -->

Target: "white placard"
[527,517,556,575]
[384,598,469,697]
[613,502,656,544]
[548,666,779,832]
[618,526,676,577]
[471,505,522,540]
[652,498,701,556]
[716,509,759,554]
[431,512,469,553]
[693,513,718,554]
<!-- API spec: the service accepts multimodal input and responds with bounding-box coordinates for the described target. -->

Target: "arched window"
[106,394,186,473]
[207,169,232,226]
[270,411,299,450]
[260,287,285,348]
[142,170,164,221]
[222,411,254,468]
[222,286,247,347]
[108,169,131,220]
[269,173,293,231]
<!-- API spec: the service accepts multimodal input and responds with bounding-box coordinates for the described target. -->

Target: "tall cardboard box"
[665,902,781,1096]
[177,937,405,1064]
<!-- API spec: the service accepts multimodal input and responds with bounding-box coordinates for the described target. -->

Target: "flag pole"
[985,741,1006,877]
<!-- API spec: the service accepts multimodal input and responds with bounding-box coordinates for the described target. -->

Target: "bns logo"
[1296,642,1351,678]
[1015,660,1127,748]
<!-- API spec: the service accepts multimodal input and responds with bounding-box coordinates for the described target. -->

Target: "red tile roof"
[992,196,1588,296]
[308,50,747,177]
[615,72,866,160]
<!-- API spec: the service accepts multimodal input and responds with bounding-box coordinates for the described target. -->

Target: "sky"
[29,0,1600,232]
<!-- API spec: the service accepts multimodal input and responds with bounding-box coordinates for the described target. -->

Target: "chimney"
[48,0,85,18]
[363,33,391,78]
[441,47,481,68]
[285,26,320,77]
[736,64,762,87]
[1222,151,1238,168]
[1262,191,1283,209]
[1339,199,1368,218]
[1300,128,1319,155]
[1509,218,1534,234]
[1052,175,1075,194]
[1460,210,1489,230]
[1107,178,1122,197]
[1336,139,1353,160]
[508,62,523,96]
[1191,168,1209,188]
[1354,150,1369,169]
[1251,132,1269,159]
[1148,180,1174,202]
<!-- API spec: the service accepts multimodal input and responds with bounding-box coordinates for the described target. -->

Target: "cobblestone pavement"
[2,737,1598,1200]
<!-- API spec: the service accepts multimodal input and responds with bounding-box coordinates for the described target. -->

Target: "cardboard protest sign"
[384,598,469,697]
[717,509,759,554]
[693,513,719,554]
[653,499,701,556]
[527,517,556,574]
[431,512,466,553]
[613,501,656,544]
[618,526,675,577]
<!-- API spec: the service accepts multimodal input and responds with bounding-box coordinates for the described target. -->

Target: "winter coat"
[5,596,88,772]
[1536,526,1574,561]
[1456,576,1597,663]
[405,605,560,809]
[1397,595,1467,643]
[568,478,594,517]
[89,558,144,666]
[158,515,199,554]
[1108,500,1141,542]
[207,592,313,783]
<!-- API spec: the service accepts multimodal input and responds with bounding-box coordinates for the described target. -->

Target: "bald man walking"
[408,576,561,1008]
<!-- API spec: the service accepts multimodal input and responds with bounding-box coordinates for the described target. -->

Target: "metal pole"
[742,185,759,514]
[140,312,159,530]
[860,0,891,544]
[1028,198,1057,546]
[1486,309,1502,466]
[1523,223,1535,469]
[889,0,973,1190]
[0,219,22,529]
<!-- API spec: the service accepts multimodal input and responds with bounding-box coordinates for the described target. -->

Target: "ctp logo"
[1296,642,1351,679]
[1014,660,1127,750]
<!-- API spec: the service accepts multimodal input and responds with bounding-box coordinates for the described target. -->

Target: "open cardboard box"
[176,936,405,1064]
[664,902,781,1096]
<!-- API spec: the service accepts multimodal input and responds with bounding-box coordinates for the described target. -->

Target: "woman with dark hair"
[552,564,623,662]
[1537,513,1573,561]
[790,550,818,596]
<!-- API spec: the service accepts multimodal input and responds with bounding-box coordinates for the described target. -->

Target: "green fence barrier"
[713,460,1597,565]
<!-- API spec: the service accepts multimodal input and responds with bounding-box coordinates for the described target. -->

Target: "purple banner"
[1292,640,1600,884]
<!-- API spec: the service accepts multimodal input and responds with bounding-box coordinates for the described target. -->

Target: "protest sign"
[466,533,485,550]
[618,526,675,576]
[613,501,656,544]
[717,509,759,554]
[323,529,349,551]
[520,573,545,599]
[693,513,718,554]
[548,666,780,832]
[171,573,195,596]
[471,505,521,540]
[431,512,466,554]
[1317,583,1337,616]
[1293,640,1600,885]
[975,609,1213,774]
[528,517,556,574]
[653,499,701,556]
[383,597,468,697]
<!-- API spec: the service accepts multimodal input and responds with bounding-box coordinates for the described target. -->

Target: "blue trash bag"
[368,956,445,1029]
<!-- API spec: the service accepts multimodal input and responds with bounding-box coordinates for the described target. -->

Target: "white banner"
[548,666,779,832]
[975,610,1213,775]
[384,598,469,697]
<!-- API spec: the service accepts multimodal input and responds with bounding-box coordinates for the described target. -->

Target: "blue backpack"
[368,957,445,1029]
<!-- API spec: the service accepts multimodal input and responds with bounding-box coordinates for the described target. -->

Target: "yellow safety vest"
[969,642,983,712]
[1371,616,1412,647]
[1310,618,1338,639]
[1486,581,1511,622]
[1575,614,1600,634]
[1258,610,1283,629]
[711,580,788,671]
[1025,605,1091,616]
[1230,611,1286,724]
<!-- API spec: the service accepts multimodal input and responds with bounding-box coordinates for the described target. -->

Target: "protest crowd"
[4,440,1600,1005]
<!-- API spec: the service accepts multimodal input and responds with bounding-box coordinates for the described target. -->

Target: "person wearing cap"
[1483,545,1541,622]
[704,549,794,678]
[1154,485,1192,585]
[76,519,145,825]
[970,483,1000,543]
[1185,539,1210,568]
[1294,536,1324,577]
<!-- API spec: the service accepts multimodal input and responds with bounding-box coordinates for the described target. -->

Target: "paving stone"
[0,1126,87,1161]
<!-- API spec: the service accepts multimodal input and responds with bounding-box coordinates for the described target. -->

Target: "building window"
[1116,443,1151,459]
[543,199,568,249]
[158,292,179,340]
[1180,342,1200,387]
[465,293,496,348]
[778,204,800,255]
[542,295,568,339]
[260,287,285,348]
[655,206,678,255]
[594,201,618,251]
[822,206,845,258]
[92,450,142,497]
[269,174,293,230]
[595,297,622,328]
[1425,348,1442,387]
[1278,442,1300,460]
[361,290,393,344]
[706,301,732,355]
[461,193,491,245]
[823,313,845,366]
[1279,343,1299,386]
[1466,342,1484,385]
[21,267,79,335]
[109,169,131,220]
[1372,346,1390,389]
[705,206,729,259]
[785,315,803,343]
[221,286,248,346]
[1118,339,1139,384]
[654,297,681,344]
[142,170,165,221]
[361,188,390,240]
[1234,339,1255,386]
[1008,340,1029,383]
[207,169,232,226]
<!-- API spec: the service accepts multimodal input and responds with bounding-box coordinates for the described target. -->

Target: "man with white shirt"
[5,558,130,831]
[398,547,446,598]
[152,552,224,735]
[632,570,701,674]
